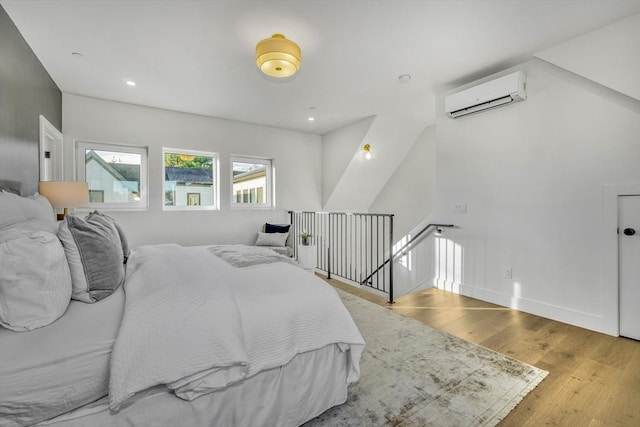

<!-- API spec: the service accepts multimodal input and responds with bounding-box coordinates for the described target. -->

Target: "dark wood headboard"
[0,180,22,194]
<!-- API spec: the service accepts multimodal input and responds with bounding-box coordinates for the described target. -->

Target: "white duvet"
[109,244,364,411]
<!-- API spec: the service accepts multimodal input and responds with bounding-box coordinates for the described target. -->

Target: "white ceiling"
[2,0,638,135]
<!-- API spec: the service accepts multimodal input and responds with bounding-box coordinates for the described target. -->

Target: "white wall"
[322,116,375,208]
[322,112,433,212]
[62,94,322,247]
[368,125,439,296]
[370,125,437,239]
[434,58,640,335]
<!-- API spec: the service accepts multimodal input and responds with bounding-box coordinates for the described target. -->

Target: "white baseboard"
[395,276,435,297]
[459,284,614,336]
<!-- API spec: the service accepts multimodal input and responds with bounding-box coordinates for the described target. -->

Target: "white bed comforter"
[108,244,249,410]
[109,244,364,411]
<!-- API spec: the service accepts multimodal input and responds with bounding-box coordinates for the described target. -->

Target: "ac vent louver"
[445,71,526,119]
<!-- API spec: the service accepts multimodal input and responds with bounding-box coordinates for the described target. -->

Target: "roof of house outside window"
[86,150,140,182]
[165,167,213,184]
[233,167,266,184]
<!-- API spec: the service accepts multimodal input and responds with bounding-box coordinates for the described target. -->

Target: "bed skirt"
[38,344,351,427]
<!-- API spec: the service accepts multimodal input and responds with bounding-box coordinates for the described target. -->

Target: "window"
[187,193,201,206]
[163,148,218,210]
[89,190,104,203]
[76,140,148,209]
[231,156,273,208]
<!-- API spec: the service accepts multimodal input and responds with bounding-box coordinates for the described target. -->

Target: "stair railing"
[288,211,454,305]
[360,223,455,303]
[289,211,394,301]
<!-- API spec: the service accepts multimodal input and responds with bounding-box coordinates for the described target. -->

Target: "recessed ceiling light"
[71,52,83,57]
[124,80,136,87]
[398,74,412,83]
[308,117,315,122]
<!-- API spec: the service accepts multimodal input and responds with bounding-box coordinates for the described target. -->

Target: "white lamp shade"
[38,181,88,209]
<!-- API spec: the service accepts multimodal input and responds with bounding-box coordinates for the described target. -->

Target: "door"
[619,195,640,340]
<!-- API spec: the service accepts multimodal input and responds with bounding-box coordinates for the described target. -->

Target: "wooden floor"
[325,277,640,427]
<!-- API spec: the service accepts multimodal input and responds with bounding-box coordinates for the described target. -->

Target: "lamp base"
[56,213,65,221]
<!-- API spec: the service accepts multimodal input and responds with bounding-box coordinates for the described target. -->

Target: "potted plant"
[300,230,311,246]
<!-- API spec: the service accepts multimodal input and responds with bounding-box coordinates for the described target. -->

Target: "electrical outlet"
[504,268,512,279]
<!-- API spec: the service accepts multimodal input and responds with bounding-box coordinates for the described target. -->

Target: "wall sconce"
[39,181,89,220]
[362,144,375,160]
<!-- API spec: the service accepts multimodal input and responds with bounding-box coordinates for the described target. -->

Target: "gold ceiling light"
[255,33,301,78]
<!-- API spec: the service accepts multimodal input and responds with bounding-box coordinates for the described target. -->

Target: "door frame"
[601,183,640,336]
[39,115,63,181]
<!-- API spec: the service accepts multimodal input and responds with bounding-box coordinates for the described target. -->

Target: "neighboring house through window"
[163,148,219,210]
[231,156,273,208]
[76,140,148,210]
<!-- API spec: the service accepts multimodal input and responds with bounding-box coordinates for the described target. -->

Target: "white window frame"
[76,140,148,210]
[162,147,219,211]
[230,156,274,209]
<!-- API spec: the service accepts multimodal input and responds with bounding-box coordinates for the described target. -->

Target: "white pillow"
[0,229,72,331]
[0,191,56,234]
[255,231,289,247]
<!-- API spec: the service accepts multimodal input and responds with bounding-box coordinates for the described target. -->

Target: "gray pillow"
[58,213,125,303]
[86,211,130,263]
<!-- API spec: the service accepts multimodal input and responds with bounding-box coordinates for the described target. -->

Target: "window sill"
[162,206,219,212]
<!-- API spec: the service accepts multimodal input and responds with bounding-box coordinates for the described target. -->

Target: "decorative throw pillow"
[86,211,130,263]
[0,228,72,331]
[58,213,126,303]
[265,223,290,234]
[255,231,289,247]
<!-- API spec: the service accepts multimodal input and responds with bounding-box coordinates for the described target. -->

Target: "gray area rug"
[306,289,548,426]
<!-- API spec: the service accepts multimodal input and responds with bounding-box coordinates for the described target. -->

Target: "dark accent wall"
[0,5,62,195]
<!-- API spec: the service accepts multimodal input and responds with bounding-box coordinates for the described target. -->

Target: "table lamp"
[38,181,89,220]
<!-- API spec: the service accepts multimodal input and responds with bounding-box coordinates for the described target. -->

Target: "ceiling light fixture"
[124,80,136,87]
[256,34,301,78]
[308,117,315,121]
[398,74,412,83]
[362,144,375,160]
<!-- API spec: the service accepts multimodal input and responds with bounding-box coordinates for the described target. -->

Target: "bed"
[0,189,365,427]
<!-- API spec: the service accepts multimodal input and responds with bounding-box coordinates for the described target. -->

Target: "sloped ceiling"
[536,13,640,101]
[1,0,638,135]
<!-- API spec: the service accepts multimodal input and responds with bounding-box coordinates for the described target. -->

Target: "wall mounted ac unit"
[445,71,526,119]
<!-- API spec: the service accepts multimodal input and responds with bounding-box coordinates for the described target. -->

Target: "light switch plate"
[454,203,467,213]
